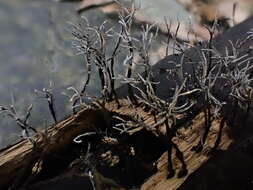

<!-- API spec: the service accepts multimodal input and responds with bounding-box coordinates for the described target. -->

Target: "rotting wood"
[0,99,233,189]
[0,108,111,189]
[0,99,156,189]
[141,113,233,190]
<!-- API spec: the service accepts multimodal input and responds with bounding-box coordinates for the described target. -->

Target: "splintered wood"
[0,99,233,189]
[104,100,233,190]
[140,113,233,190]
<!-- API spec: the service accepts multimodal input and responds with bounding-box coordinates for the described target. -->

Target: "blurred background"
[0,0,252,148]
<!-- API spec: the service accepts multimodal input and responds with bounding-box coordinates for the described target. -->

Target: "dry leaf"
[77,0,114,12]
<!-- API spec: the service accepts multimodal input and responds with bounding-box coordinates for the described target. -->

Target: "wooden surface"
[0,108,111,189]
[0,99,231,189]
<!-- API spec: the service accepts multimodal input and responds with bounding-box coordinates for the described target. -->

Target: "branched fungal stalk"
[70,18,120,107]
[117,3,138,105]
[0,103,36,139]
[126,69,196,177]
[35,84,57,124]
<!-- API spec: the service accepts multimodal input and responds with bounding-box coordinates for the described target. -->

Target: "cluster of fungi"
[0,3,253,190]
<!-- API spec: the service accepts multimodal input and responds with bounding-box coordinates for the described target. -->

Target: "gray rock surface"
[0,0,198,148]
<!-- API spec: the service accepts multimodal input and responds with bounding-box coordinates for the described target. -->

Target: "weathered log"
[0,108,112,189]
[0,99,243,189]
